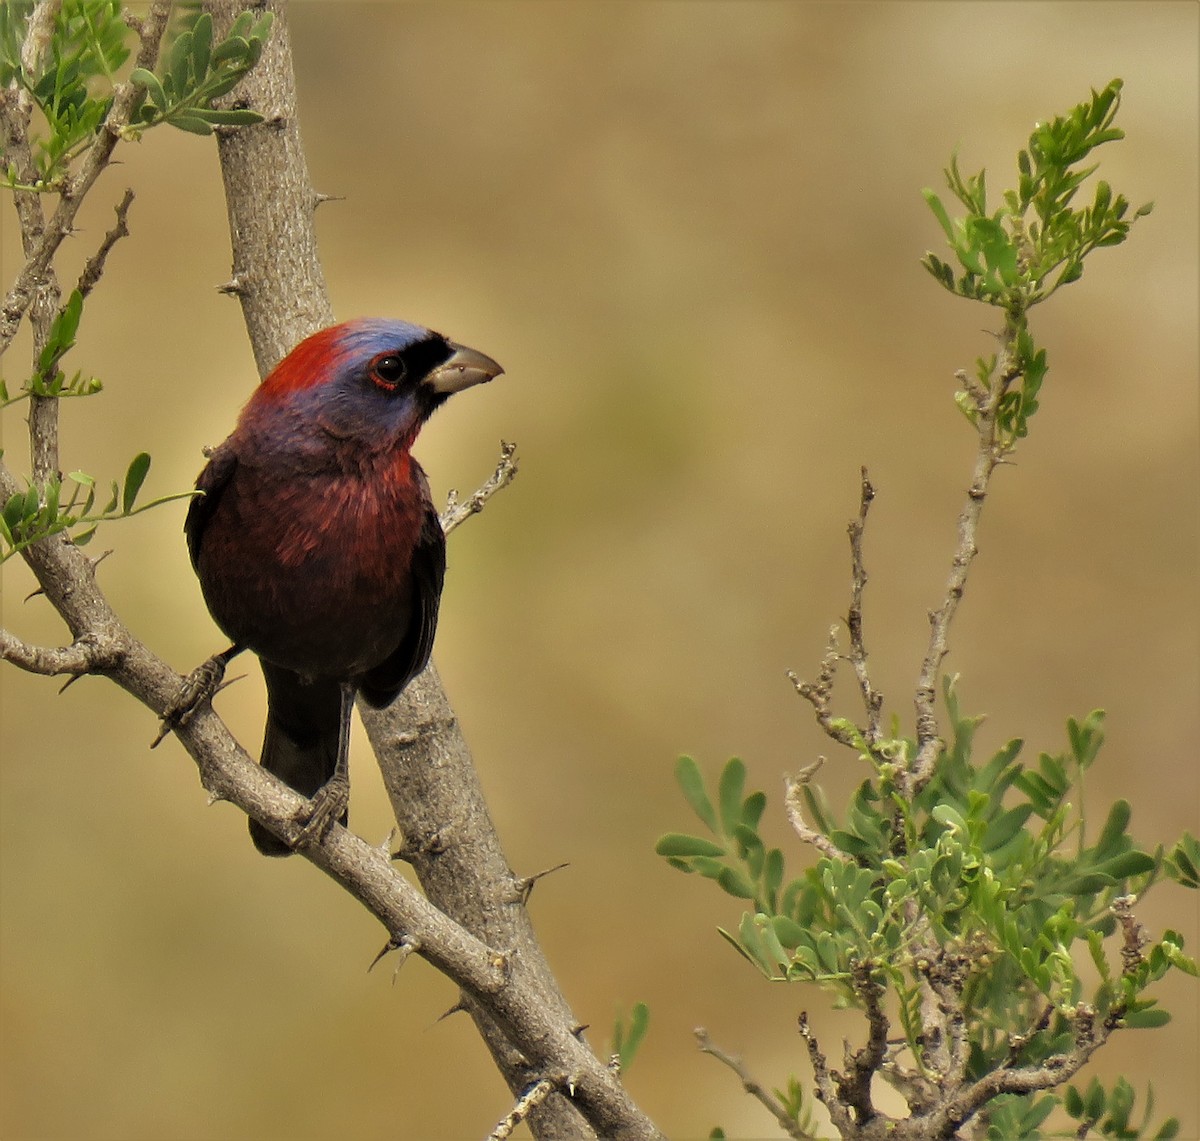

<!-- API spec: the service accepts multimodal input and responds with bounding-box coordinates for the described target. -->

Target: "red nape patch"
[256,325,352,399]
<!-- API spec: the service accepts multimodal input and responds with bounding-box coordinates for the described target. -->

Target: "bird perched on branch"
[167,319,502,855]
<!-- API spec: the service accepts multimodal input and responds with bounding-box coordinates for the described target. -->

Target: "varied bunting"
[176,319,502,855]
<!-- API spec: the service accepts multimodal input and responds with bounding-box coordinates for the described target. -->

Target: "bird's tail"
[250,661,346,856]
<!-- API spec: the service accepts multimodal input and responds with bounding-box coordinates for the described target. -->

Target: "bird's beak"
[424,342,504,395]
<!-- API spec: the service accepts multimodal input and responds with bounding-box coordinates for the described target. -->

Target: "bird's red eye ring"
[369,352,407,390]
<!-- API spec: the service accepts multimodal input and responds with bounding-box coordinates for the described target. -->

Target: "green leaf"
[3,491,29,530]
[188,106,263,126]
[129,66,166,110]
[717,758,747,836]
[612,1001,649,1072]
[655,833,725,859]
[674,756,718,833]
[209,34,251,68]
[717,866,756,900]
[1123,1007,1170,1029]
[922,188,955,241]
[121,452,151,514]
[1093,850,1156,880]
[741,790,766,830]
[168,114,214,136]
[190,12,213,82]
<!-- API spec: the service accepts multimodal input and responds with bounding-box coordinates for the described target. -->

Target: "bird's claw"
[152,654,229,748]
[293,774,351,848]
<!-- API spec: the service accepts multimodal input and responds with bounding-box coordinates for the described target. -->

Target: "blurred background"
[2,3,1196,1138]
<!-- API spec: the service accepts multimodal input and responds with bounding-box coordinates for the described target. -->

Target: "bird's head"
[244,319,502,453]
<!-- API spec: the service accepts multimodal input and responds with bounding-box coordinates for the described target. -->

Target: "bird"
[168,318,502,855]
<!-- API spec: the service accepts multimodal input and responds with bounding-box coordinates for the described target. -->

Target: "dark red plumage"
[183,319,501,854]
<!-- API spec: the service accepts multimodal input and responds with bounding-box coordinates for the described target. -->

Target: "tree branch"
[200,3,661,1136]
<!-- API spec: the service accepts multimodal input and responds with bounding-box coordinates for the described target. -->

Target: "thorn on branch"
[437,999,468,1023]
[511,861,570,904]
[367,933,421,982]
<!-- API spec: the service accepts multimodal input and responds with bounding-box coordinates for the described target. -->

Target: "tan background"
[2,3,1197,1138]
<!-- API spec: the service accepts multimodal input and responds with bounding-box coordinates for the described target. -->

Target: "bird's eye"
[370,353,407,389]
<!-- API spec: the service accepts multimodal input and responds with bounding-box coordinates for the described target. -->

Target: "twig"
[76,189,136,298]
[845,467,883,746]
[837,961,890,1124]
[789,627,860,749]
[797,1013,854,1138]
[486,1077,567,1141]
[783,760,847,861]
[20,0,61,77]
[0,626,123,676]
[1111,894,1149,976]
[915,944,972,1092]
[694,1027,818,1141]
[441,440,519,536]
[907,331,1022,795]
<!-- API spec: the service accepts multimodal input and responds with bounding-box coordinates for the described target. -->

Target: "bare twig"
[20,0,61,77]
[486,1077,567,1141]
[845,467,883,746]
[837,962,890,1124]
[789,627,860,749]
[75,189,136,298]
[784,760,847,861]
[695,1027,818,1141]
[907,330,1022,795]
[0,626,123,676]
[798,1012,854,1138]
[441,439,520,536]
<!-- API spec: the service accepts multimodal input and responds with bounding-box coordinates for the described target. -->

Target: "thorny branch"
[2,4,662,1139]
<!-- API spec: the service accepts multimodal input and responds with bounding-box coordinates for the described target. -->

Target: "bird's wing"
[359,490,447,709]
[184,442,238,571]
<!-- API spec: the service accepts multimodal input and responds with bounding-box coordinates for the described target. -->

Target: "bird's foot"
[293,773,351,849]
[152,651,232,748]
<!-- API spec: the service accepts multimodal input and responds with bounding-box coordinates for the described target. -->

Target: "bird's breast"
[196,465,427,678]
